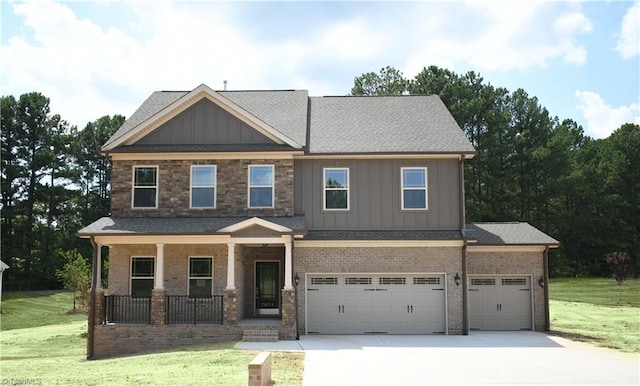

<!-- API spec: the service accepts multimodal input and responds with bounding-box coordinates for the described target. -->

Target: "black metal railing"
[104,295,151,324]
[166,295,223,324]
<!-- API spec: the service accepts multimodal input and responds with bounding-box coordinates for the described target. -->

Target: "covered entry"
[306,273,446,335]
[468,275,533,331]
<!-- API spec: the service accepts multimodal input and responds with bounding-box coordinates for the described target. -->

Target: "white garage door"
[306,274,446,335]
[469,276,532,331]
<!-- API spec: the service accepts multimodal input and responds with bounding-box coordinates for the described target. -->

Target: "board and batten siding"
[137,98,274,145]
[294,159,461,230]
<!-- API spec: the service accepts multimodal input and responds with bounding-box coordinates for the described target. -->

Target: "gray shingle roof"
[78,216,306,236]
[103,91,187,150]
[465,222,559,245]
[219,90,308,146]
[308,95,476,154]
[103,86,476,155]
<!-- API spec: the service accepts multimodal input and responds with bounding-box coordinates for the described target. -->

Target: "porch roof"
[304,229,464,240]
[78,216,306,237]
[464,222,560,246]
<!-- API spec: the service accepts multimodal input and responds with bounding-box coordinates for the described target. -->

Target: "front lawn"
[0,291,304,385]
[549,278,640,354]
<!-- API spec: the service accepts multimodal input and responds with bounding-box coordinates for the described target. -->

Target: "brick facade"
[294,246,465,334]
[111,159,294,217]
[467,250,546,331]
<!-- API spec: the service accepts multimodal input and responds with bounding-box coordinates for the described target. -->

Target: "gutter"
[459,155,469,335]
[86,237,99,360]
[543,245,550,331]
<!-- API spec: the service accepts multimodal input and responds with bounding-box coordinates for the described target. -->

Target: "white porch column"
[155,243,164,290]
[226,242,236,290]
[284,240,293,289]
[95,243,102,290]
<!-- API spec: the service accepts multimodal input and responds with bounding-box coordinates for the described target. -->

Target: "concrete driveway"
[236,332,639,385]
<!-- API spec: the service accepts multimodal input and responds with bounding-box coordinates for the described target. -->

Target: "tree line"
[1,68,637,289]
[1,92,123,289]
[352,66,639,277]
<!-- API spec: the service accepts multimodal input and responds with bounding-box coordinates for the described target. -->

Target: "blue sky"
[1,0,638,139]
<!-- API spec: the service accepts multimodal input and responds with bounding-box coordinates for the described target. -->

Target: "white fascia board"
[103,84,301,151]
[218,217,292,233]
[295,240,464,248]
[466,245,548,253]
[109,151,303,161]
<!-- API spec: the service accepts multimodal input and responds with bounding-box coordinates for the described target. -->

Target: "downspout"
[87,237,99,360]
[543,246,550,331]
[292,238,299,340]
[459,155,469,335]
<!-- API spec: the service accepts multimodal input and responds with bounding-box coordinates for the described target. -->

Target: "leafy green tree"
[56,249,91,312]
[351,66,408,95]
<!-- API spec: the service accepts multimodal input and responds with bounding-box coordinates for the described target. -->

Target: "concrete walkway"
[236,332,640,385]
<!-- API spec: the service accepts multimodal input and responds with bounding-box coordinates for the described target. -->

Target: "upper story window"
[189,257,213,298]
[191,165,216,208]
[248,165,274,208]
[324,168,349,210]
[401,167,428,210]
[132,166,158,208]
[131,257,154,298]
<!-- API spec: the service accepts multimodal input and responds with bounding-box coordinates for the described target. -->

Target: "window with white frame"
[401,167,428,210]
[324,168,349,210]
[189,257,213,298]
[132,166,158,208]
[131,257,154,298]
[248,165,274,208]
[191,165,216,208]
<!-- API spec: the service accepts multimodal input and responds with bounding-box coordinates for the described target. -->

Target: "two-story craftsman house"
[79,84,558,358]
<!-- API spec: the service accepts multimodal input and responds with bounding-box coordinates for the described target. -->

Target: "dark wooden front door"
[255,261,280,315]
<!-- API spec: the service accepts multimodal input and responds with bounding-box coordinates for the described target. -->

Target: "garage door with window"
[469,276,532,331]
[306,274,446,335]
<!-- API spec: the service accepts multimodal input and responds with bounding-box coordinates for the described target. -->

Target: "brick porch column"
[280,289,296,339]
[151,289,166,325]
[93,290,104,325]
[223,289,238,325]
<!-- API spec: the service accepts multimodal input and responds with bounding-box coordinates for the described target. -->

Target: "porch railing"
[166,295,223,324]
[104,295,151,324]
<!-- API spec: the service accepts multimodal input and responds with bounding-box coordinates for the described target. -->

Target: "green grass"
[1,290,87,330]
[0,291,304,385]
[549,278,640,354]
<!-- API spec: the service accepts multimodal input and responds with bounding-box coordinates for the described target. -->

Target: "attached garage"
[468,275,533,331]
[306,273,446,335]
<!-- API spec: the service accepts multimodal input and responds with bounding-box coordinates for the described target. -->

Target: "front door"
[255,261,280,315]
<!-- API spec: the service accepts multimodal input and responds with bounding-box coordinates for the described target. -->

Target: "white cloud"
[575,90,640,139]
[616,0,640,59]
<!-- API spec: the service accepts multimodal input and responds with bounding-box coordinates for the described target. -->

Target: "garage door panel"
[469,276,532,331]
[307,273,446,335]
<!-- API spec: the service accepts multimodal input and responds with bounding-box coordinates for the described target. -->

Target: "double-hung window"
[191,165,216,208]
[131,257,154,298]
[189,257,213,298]
[401,167,428,210]
[324,168,349,210]
[248,165,274,208]
[132,166,158,208]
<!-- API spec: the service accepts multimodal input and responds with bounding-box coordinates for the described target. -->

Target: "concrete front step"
[242,329,279,342]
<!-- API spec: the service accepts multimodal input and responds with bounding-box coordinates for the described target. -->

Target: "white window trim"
[188,256,214,297]
[131,165,158,209]
[248,165,275,209]
[130,256,155,297]
[190,165,217,209]
[323,167,350,211]
[401,167,428,210]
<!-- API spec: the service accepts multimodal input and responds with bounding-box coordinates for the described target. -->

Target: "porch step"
[242,329,279,342]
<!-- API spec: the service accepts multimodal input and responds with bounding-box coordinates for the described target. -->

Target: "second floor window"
[324,168,349,210]
[131,257,154,298]
[248,165,274,208]
[401,167,428,210]
[133,166,157,208]
[191,165,216,208]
